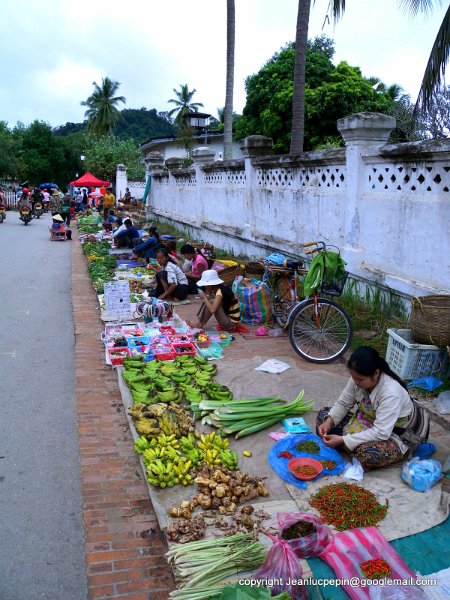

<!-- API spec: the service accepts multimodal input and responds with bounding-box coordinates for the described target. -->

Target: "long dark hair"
[156,246,177,265]
[347,346,407,389]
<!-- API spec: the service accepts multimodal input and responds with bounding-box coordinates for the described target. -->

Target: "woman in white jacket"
[316,346,424,469]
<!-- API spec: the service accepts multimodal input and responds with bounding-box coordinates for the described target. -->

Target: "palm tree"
[81,77,126,136]
[290,0,312,154]
[326,0,449,113]
[167,84,204,128]
[224,0,235,160]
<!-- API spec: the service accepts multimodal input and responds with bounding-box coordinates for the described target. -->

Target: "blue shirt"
[116,225,140,241]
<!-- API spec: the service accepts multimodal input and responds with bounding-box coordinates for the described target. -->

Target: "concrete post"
[115,163,127,200]
[337,112,395,269]
[144,152,165,176]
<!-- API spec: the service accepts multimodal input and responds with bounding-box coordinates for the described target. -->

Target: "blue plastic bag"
[407,376,442,392]
[401,457,442,492]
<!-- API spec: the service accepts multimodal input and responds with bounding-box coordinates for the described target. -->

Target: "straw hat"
[196,270,224,287]
[53,214,64,222]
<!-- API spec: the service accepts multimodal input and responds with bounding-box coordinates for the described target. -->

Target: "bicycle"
[262,241,353,363]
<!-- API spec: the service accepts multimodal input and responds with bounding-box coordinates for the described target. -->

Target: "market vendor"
[186,269,241,331]
[133,226,161,262]
[150,247,189,303]
[113,218,140,248]
[317,346,427,469]
[51,214,72,240]
[180,244,209,293]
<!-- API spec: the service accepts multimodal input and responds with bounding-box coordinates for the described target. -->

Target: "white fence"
[143,113,450,300]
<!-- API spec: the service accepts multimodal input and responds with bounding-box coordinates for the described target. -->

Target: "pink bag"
[253,533,308,599]
[277,512,332,558]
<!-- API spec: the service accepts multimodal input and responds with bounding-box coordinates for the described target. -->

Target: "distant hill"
[54,108,176,143]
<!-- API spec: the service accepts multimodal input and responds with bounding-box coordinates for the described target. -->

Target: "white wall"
[144,114,450,299]
[145,136,243,161]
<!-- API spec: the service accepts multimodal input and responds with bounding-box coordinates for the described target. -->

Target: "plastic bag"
[253,534,307,600]
[369,583,425,600]
[232,277,272,324]
[277,511,332,558]
[401,457,442,492]
[435,390,450,415]
[407,376,443,392]
[254,325,268,336]
[342,457,364,481]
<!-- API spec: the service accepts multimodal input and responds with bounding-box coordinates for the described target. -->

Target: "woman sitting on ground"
[133,226,161,263]
[317,346,427,470]
[187,270,240,331]
[180,244,209,293]
[150,247,189,303]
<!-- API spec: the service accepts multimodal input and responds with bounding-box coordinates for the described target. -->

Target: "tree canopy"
[81,77,126,136]
[234,37,403,153]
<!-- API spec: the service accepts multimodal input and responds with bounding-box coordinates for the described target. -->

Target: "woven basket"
[219,264,245,286]
[244,261,265,278]
[411,295,450,347]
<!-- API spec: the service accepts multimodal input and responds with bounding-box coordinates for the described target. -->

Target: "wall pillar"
[337,112,395,270]
[115,163,127,200]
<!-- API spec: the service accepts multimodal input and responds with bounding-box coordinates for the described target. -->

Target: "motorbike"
[20,206,32,225]
[34,202,43,219]
[0,203,5,223]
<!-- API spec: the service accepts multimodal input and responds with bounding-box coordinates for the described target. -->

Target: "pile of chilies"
[167,533,266,598]
[200,389,314,438]
[360,559,392,579]
[310,483,388,531]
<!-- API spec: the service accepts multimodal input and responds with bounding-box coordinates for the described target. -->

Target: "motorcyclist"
[31,188,44,215]
[18,188,33,217]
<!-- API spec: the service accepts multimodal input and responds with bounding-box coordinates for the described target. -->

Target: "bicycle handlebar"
[303,240,326,255]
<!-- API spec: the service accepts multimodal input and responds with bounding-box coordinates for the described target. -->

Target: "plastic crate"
[171,342,197,357]
[386,328,449,380]
[126,336,150,348]
[107,347,131,366]
[206,331,232,346]
[195,341,223,359]
[153,343,176,361]
[121,325,143,336]
[128,345,148,357]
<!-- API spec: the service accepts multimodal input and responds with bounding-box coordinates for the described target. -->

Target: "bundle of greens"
[200,390,314,438]
[167,533,266,595]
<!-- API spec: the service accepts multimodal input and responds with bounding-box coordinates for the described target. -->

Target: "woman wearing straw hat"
[187,269,240,331]
[51,214,72,240]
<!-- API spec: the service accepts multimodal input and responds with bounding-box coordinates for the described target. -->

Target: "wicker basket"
[219,264,245,286]
[411,295,450,347]
[244,261,265,279]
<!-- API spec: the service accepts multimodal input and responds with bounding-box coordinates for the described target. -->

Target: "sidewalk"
[72,230,176,599]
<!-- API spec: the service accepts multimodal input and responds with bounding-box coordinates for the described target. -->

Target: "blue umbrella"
[39,182,59,189]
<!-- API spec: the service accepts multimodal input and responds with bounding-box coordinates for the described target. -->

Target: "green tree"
[81,77,126,136]
[0,122,21,179]
[224,0,235,160]
[326,1,449,113]
[83,134,145,181]
[167,84,204,128]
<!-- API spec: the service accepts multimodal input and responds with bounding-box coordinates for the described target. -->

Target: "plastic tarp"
[268,433,345,489]
[70,172,110,187]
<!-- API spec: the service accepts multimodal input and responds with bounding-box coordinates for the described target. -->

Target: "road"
[0,211,88,599]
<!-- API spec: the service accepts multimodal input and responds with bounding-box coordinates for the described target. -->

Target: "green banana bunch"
[172,457,194,485]
[134,436,151,454]
[179,433,197,452]
[157,433,180,448]
[219,448,239,471]
[158,413,180,437]
[146,459,179,488]
[155,389,182,403]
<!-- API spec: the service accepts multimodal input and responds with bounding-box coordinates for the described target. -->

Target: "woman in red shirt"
[180,244,209,293]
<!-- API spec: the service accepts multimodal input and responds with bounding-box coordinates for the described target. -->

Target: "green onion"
[205,390,314,438]
[167,533,266,595]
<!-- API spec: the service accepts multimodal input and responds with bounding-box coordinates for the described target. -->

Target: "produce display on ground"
[75,219,437,600]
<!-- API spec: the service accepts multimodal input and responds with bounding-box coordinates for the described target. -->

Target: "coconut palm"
[81,77,126,136]
[167,84,204,128]
[224,0,235,160]
[326,0,449,113]
[290,0,312,153]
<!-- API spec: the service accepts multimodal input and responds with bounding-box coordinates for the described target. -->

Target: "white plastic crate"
[386,328,449,380]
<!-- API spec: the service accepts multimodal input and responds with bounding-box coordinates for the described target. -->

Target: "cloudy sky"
[0,0,446,128]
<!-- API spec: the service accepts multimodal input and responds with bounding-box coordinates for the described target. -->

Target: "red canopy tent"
[70,172,111,188]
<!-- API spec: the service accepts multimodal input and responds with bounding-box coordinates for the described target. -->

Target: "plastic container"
[171,342,197,356]
[126,336,150,348]
[195,341,223,359]
[153,343,176,361]
[206,331,232,346]
[108,347,131,366]
[288,458,323,480]
[121,324,143,336]
[386,328,449,380]
[128,345,149,357]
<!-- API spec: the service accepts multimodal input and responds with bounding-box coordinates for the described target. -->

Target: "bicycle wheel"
[272,273,296,329]
[288,297,352,363]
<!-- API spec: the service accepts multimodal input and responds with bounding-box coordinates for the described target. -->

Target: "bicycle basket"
[321,270,348,296]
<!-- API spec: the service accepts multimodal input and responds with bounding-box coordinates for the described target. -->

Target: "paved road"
[0,212,88,600]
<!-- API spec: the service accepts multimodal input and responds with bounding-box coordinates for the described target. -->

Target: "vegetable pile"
[292,465,319,478]
[295,440,320,454]
[199,390,313,438]
[310,483,388,530]
[360,558,392,579]
[167,533,266,595]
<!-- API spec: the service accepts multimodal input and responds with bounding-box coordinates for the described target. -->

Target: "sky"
[0,0,447,129]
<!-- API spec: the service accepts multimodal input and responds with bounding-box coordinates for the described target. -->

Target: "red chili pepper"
[278,451,294,459]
